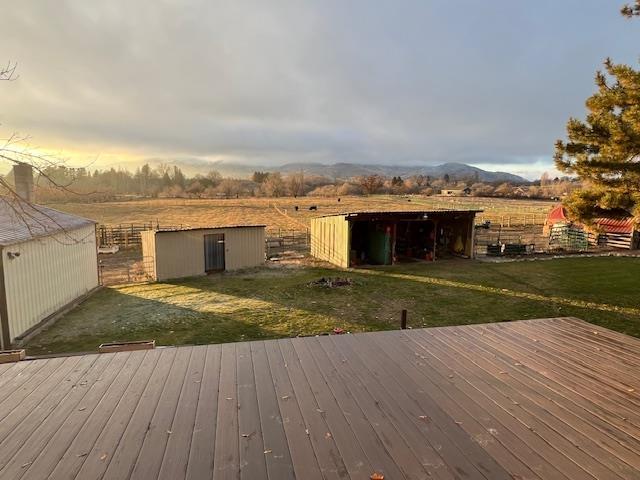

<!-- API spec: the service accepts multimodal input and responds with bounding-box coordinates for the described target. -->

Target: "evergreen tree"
[554,4,640,223]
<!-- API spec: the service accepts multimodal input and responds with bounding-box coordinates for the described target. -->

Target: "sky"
[1,0,638,179]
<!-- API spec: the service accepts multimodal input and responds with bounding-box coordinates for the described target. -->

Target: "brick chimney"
[13,163,34,203]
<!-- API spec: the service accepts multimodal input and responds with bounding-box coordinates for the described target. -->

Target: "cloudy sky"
[1,0,638,178]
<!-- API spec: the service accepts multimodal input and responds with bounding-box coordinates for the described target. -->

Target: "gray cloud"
[1,0,638,176]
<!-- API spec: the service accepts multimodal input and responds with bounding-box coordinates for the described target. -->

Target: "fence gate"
[204,233,225,272]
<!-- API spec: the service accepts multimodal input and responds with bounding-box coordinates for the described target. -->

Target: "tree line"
[0,161,578,203]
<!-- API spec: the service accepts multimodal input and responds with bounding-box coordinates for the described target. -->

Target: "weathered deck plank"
[5,317,640,480]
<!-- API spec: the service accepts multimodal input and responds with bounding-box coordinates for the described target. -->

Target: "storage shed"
[0,197,99,349]
[141,225,266,281]
[311,210,481,268]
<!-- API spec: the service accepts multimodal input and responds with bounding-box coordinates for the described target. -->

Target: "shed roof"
[546,204,568,225]
[594,217,636,234]
[3,317,638,479]
[152,224,266,233]
[0,197,96,247]
[315,209,483,220]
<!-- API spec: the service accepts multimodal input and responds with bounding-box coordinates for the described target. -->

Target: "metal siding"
[3,224,99,341]
[154,227,265,280]
[140,230,157,280]
[310,216,349,268]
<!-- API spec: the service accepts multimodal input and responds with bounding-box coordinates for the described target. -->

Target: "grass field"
[51,195,554,233]
[25,256,640,355]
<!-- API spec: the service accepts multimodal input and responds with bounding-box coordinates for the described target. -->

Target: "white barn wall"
[3,224,99,341]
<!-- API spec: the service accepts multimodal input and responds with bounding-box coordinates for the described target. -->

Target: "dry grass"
[51,195,555,233]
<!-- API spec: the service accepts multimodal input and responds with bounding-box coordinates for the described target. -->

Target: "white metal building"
[0,198,99,349]
[141,225,266,281]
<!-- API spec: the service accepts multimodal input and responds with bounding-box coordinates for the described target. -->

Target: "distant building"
[440,187,471,197]
[141,225,266,281]
[0,166,99,349]
[512,186,528,197]
[311,210,481,268]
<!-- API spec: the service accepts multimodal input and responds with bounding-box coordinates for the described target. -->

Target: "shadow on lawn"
[169,264,640,337]
[25,288,287,356]
[27,261,640,356]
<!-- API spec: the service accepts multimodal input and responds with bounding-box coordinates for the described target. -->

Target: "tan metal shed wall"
[310,216,350,268]
[2,224,99,341]
[152,227,265,281]
[140,230,157,279]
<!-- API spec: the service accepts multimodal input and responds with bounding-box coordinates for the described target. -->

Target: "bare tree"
[357,175,385,195]
[286,171,305,197]
[0,63,97,243]
[0,61,18,81]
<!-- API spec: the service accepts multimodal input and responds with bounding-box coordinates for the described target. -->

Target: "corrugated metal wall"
[310,216,350,268]
[3,224,99,341]
[147,227,265,281]
[140,230,157,279]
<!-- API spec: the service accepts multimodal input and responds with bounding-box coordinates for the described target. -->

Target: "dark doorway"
[204,233,225,272]
[395,220,435,262]
[350,221,393,265]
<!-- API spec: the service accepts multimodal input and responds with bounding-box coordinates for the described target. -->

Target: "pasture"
[24,256,640,355]
[51,195,555,233]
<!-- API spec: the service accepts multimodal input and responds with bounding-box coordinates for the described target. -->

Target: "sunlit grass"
[25,257,640,355]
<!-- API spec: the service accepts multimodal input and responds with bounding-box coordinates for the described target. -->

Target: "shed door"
[204,234,225,272]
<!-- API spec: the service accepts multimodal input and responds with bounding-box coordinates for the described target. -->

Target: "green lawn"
[24,256,640,355]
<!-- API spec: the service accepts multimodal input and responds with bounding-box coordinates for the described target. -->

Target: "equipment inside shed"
[348,212,475,266]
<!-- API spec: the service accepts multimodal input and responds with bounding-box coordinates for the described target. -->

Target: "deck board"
[409,328,631,479]
[4,317,640,479]
[1,352,125,480]
[435,327,640,473]
[213,342,240,480]
[250,341,296,480]
[185,344,222,480]
[20,351,146,480]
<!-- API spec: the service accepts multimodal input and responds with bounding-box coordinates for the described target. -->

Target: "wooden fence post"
[400,310,407,330]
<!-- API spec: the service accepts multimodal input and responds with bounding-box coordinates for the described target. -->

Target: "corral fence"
[98,255,155,286]
[266,228,311,259]
[473,223,625,257]
[474,213,548,227]
[97,223,183,248]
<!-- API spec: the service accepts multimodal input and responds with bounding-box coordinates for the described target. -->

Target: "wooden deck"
[1,317,639,479]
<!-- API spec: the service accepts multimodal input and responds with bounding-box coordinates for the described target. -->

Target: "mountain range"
[120,158,528,183]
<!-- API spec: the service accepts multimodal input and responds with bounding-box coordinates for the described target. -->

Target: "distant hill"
[277,162,527,183]
[125,158,528,183]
